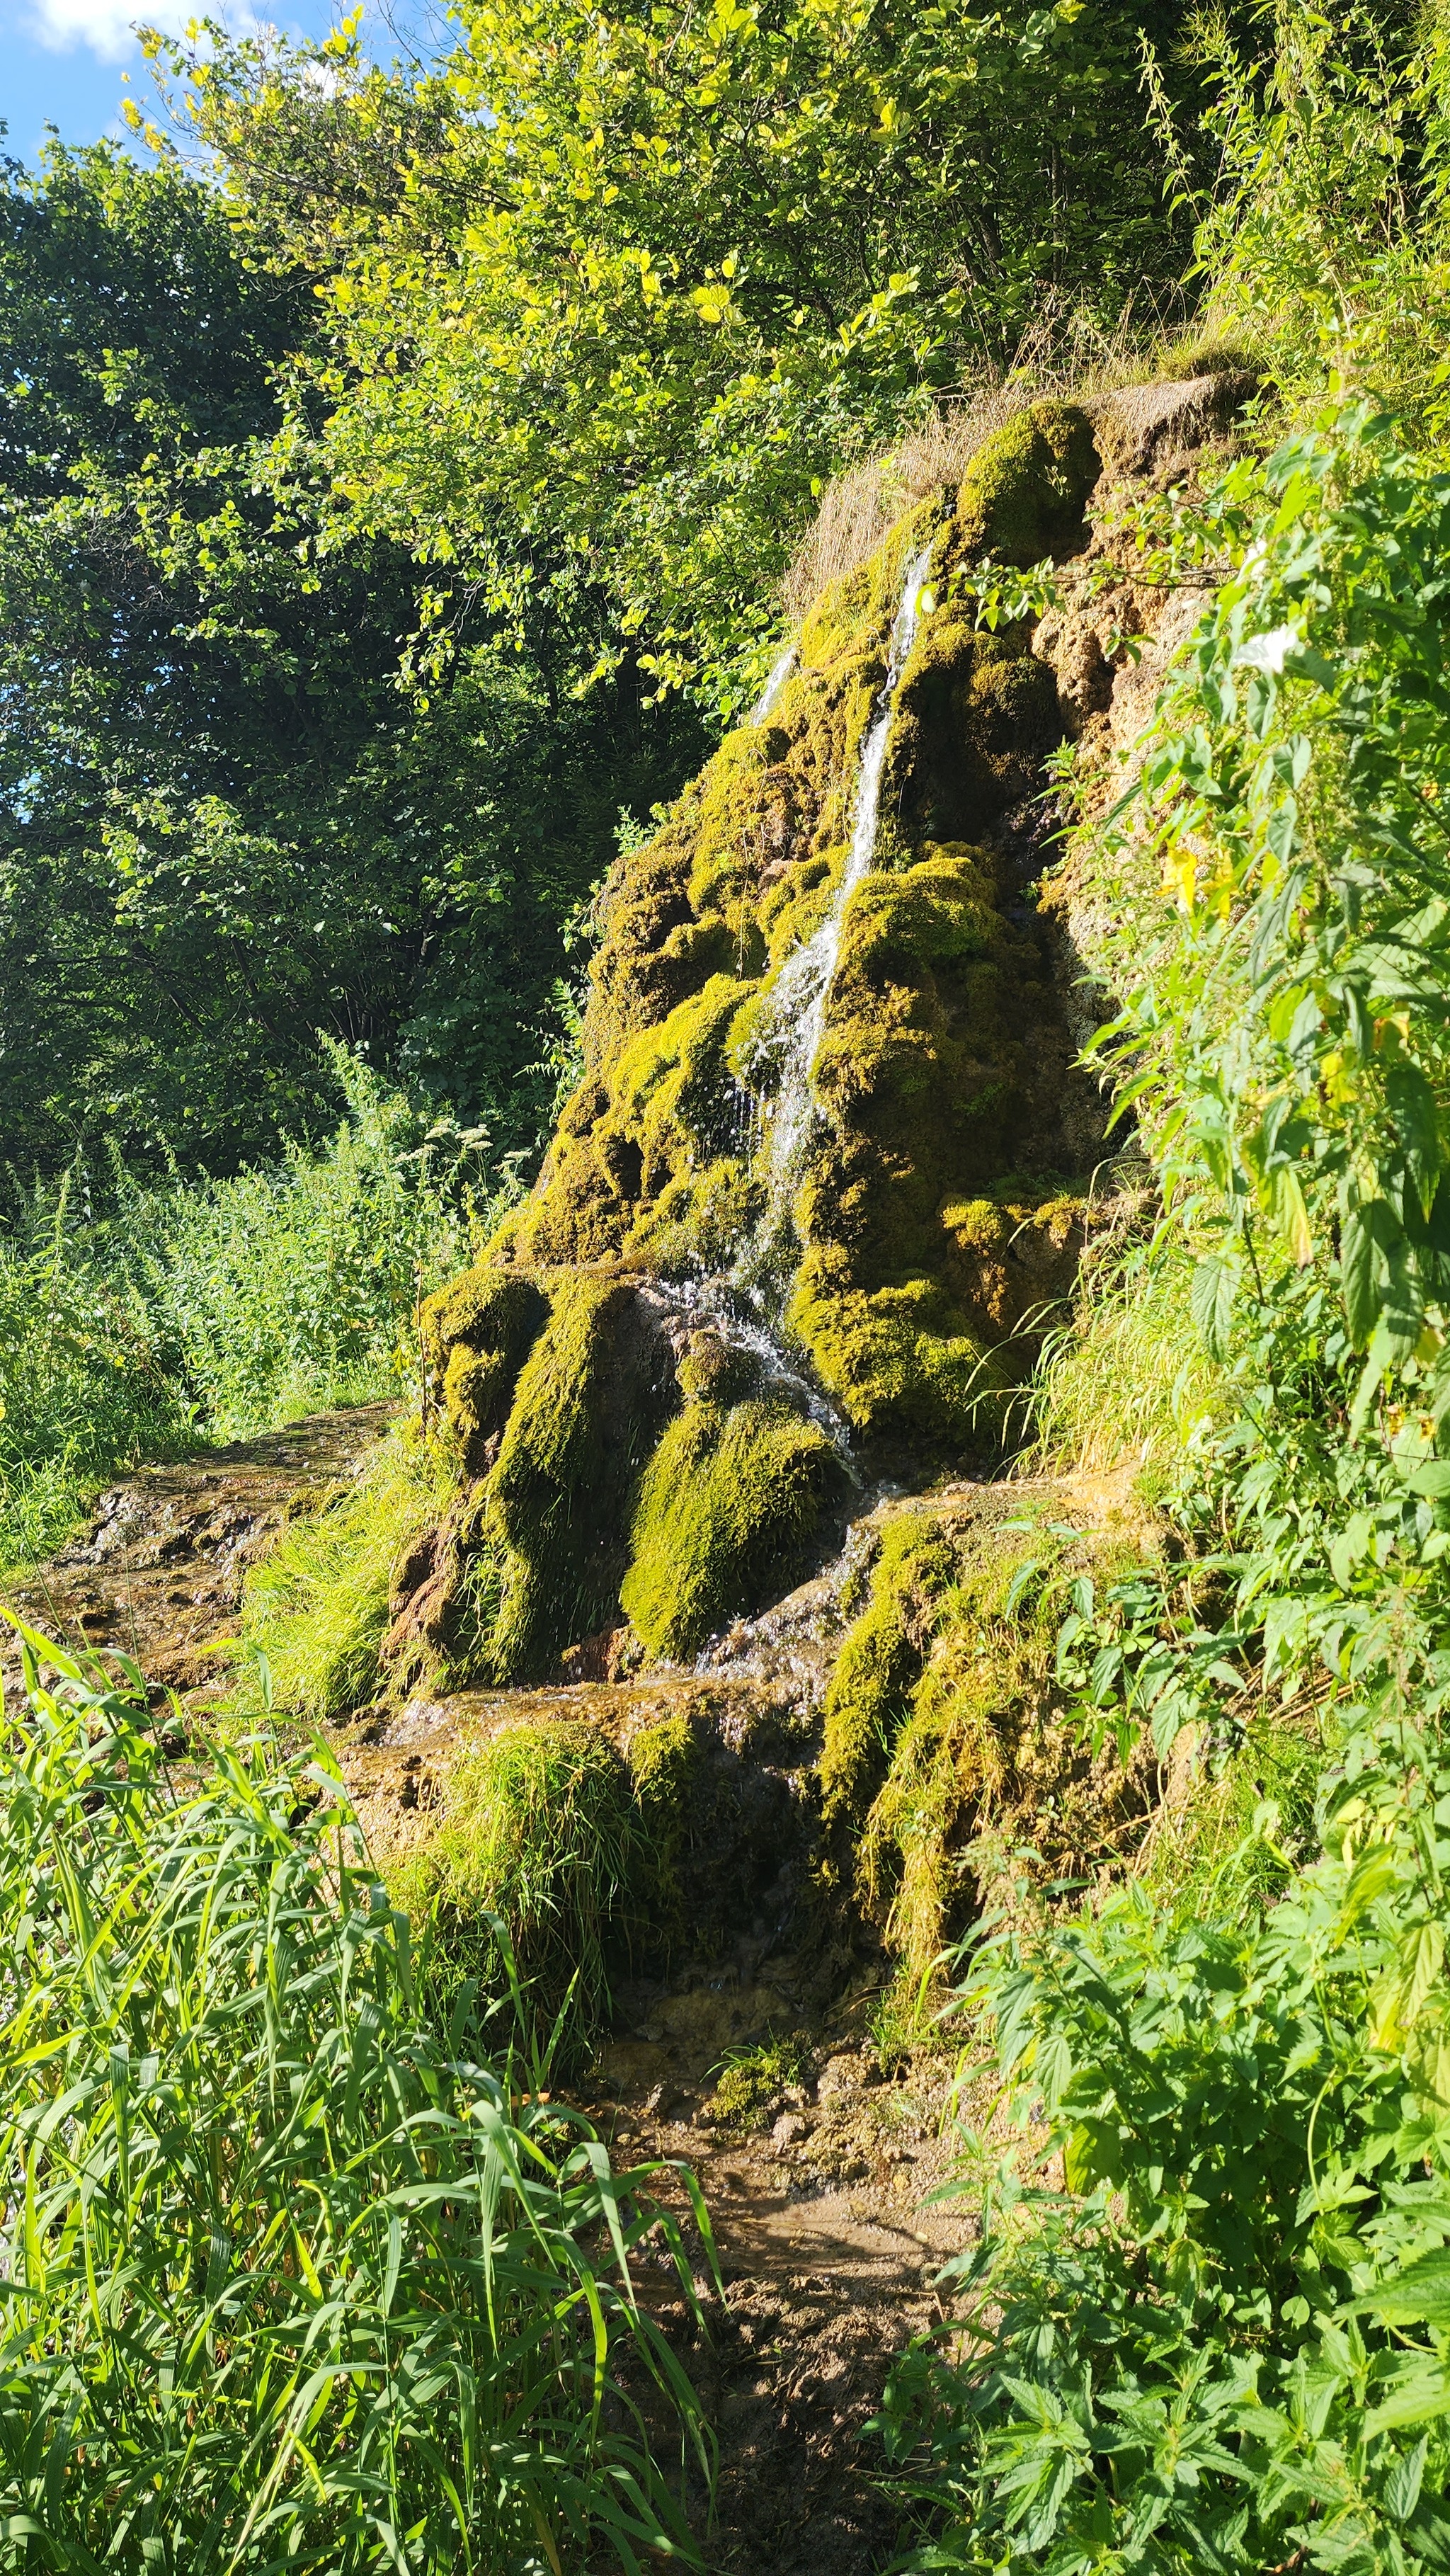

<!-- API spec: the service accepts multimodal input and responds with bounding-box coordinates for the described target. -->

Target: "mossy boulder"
[622,1393,850,1660]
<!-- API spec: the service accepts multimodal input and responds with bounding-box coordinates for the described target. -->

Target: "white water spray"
[644,1274,851,1450]
[750,644,796,726]
[737,547,933,1289]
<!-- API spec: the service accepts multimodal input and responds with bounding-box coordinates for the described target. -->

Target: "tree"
[0,140,704,1178]
[169,0,1197,705]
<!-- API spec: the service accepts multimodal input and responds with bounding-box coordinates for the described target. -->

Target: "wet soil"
[0,1406,390,1712]
[588,2010,971,2572]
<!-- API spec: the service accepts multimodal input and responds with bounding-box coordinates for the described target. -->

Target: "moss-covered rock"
[486,1272,678,1680]
[622,1393,850,1660]
[820,1512,957,1823]
[402,400,1131,1674]
[421,1266,549,1476]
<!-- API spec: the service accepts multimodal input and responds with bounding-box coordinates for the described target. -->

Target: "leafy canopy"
[171,0,1195,704]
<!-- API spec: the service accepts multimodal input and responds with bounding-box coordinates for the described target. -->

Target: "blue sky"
[0,2,382,164]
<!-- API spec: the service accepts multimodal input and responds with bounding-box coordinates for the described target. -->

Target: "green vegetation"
[622,1391,848,1659]
[13,0,1450,2564]
[168,0,1199,706]
[0,1056,484,1575]
[390,1721,642,2048]
[708,2032,814,2131]
[821,1513,957,1825]
[240,1425,451,1723]
[0,1620,709,2570]
[865,15,1450,2569]
[0,142,704,1180]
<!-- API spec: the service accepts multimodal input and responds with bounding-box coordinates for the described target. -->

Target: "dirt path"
[1,1406,973,2571]
[0,1406,389,1711]
[591,2007,971,2571]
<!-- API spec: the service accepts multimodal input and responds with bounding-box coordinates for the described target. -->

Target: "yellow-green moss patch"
[820,1512,957,1823]
[622,1394,849,1660]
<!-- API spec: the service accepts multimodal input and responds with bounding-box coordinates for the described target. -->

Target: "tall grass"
[0,1617,712,2572]
[241,1425,452,1724]
[0,1052,514,1575]
[1024,1213,1227,1482]
[0,1166,198,1571]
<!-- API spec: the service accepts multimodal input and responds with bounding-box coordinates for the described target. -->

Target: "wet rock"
[772,2111,812,2148]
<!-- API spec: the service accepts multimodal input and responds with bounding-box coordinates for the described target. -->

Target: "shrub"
[0,1175,195,1573]
[0,1617,711,2572]
[0,1053,501,1573]
[879,1684,1450,2576]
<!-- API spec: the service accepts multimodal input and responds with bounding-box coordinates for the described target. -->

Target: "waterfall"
[736,545,933,1295]
[644,1274,852,1449]
[750,644,795,725]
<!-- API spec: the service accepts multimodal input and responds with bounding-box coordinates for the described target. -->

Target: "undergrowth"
[0,1051,505,1575]
[0,1616,712,2572]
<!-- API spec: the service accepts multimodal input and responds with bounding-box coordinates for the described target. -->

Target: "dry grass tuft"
[781,292,1213,617]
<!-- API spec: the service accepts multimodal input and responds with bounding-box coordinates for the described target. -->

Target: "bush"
[0,1617,711,2572]
[147,1049,491,1438]
[0,1173,196,1573]
[879,1683,1450,2575]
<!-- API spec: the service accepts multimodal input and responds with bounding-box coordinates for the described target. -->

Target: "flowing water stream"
[734,546,933,1302]
[750,644,796,725]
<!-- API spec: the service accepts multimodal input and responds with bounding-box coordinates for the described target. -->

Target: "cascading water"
[641,1273,852,1450]
[651,549,930,1450]
[750,643,795,725]
[736,546,933,1299]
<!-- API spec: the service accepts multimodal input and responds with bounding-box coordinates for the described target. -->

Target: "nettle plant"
[879,1677,1450,2576]
[1095,401,1450,1450]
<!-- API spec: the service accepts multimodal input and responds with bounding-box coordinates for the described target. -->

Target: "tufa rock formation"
[401,373,1255,1687]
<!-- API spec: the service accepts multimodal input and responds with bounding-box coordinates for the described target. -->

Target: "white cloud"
[26,0,193,58]
[25,0,279,61]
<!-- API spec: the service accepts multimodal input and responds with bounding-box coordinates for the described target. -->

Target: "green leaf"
[1388,1060,1442,1217]
[1191,1251,1240,1359]
[1356,2245,1450,2327]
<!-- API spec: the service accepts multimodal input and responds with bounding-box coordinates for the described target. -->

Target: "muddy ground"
[0,1405,988,2572]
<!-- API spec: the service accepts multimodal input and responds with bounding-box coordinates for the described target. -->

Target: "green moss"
[857,1524,1152,1978]
[820,1512,957,1823]
[950,399,1100,571]
[422,1267,549,1474]
[621,1394,849,1660]
[708,2031,814,2129]
[486,1272,676,1680]
[623,1711,699,1924]
[412,392,1126,1655]
[389,1718,639,2049]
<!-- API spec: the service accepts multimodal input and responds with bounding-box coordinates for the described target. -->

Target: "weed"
[0,1052,506,1575]
[0,1617,712,2570]
[708,2031,814,2129]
